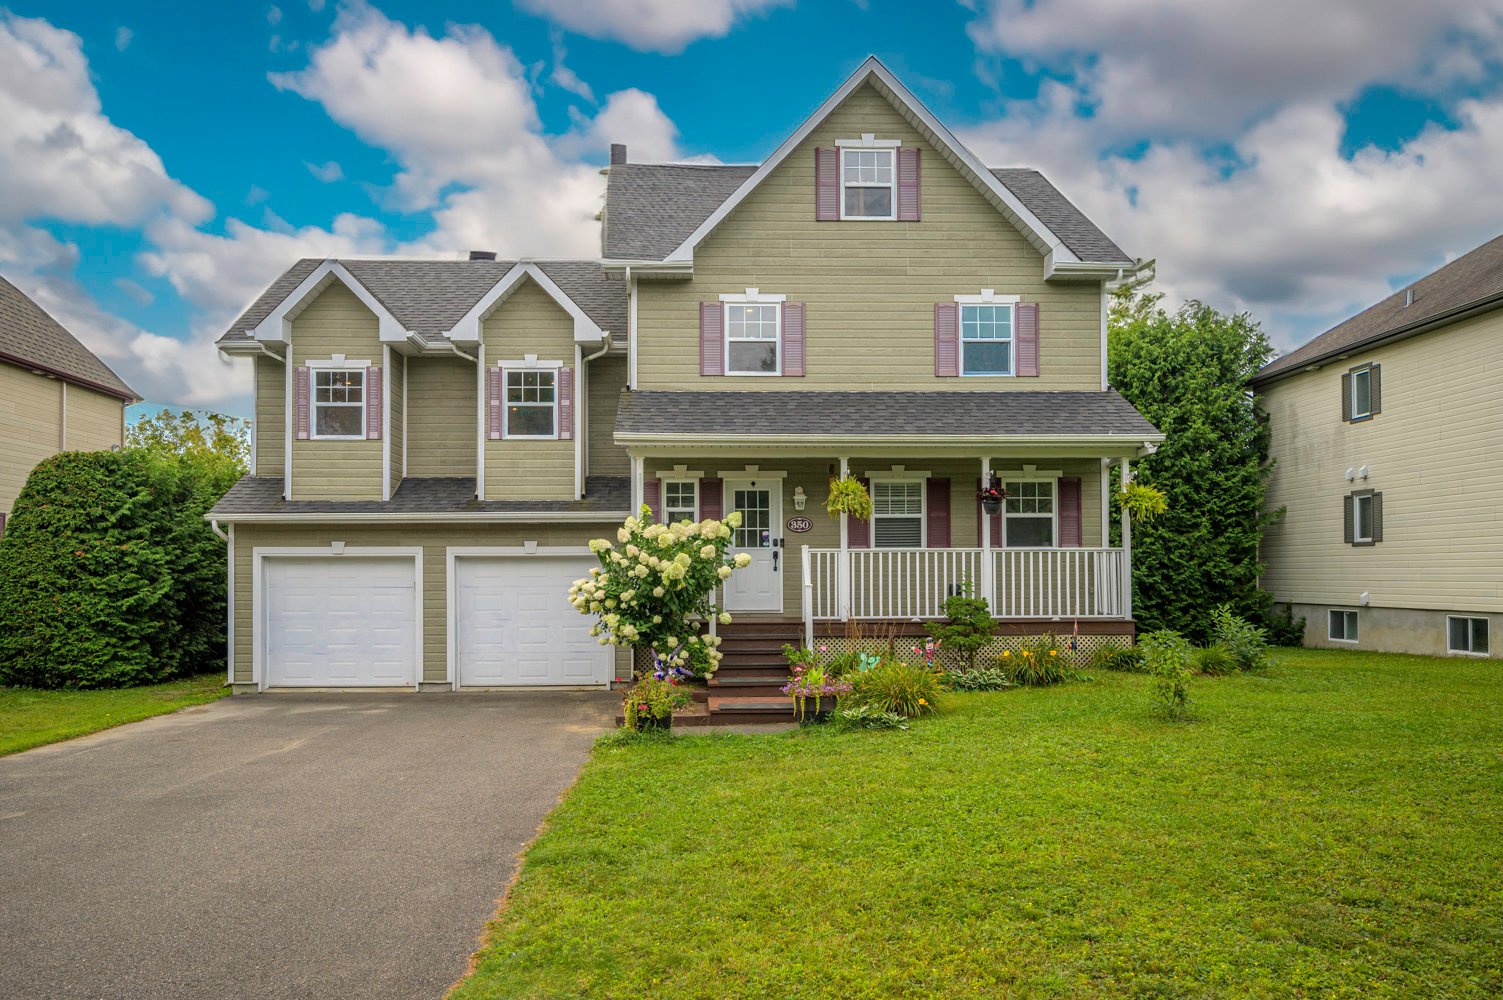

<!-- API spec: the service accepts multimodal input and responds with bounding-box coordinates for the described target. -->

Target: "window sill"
[308,435,369,442]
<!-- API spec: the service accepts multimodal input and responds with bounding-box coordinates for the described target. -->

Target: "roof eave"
[616,431,1164,452]
[0,349,139,402]
[204,509,632,524]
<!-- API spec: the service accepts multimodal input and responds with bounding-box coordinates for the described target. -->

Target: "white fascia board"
[444,262,607,346]
[251,260,411,345]
[662,56,1076,266]
[207,510,632,524]
[617,432,1166,449]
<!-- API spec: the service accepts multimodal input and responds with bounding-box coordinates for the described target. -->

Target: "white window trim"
[957,298,1018,378]
[661,479,701,523]
[306,356,372,369]
[1327,608,1359,644]
[502,368,559,440]
[720,293,784,377]
[1350,366,1373,420]
[1353,492,1375,544]
[1001,476,1059,549]
[835,134,902,148]
[1446,615,1490,656]
[870,477,926,549]
[310,366,368,441]
[839,146,897,221]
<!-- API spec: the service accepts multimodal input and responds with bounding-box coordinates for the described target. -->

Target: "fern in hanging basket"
[826,475,873,521]
[1118,481,1169,522]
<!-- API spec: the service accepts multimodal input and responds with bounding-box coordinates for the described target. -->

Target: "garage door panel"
[456,556,610,687]
[264,557,417,687]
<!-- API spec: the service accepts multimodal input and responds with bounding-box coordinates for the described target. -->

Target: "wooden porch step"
[707,696,798,717]
[707,676,790,697]
[708,662,793,679]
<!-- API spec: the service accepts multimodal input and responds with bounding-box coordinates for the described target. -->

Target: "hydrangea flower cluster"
[569,506,753,677]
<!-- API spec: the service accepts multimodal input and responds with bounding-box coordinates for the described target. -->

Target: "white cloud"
[514,0,793,54]
[113,25,132,51]
[114,277,154,305]
[305,159,344,182]
[550,33,595,103]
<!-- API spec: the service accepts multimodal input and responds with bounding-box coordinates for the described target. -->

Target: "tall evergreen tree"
[1108,289,1277,640]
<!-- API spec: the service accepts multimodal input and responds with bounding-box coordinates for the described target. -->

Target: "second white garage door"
[454,555,611,687]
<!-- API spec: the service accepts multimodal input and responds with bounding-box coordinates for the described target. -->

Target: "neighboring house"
[210,57,1162,695]
[1255,233,1503,658]
[0,274,139,536]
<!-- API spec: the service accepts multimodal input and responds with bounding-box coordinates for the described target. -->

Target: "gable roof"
[1255,233,1503,384]
[637,57,1132,269]
[602,164,757,260]
[217,258,625,349]
[0,273,137,400]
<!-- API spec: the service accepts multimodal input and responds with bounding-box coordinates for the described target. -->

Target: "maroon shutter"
[976,479,1003,546]
[848,477,871,548]
[1341,372,1353,422]
[815,147,839,221]
[365,366,382,440]
[642,477,661,519]
[1016,302,1040,377]
[486,367,503,440]
[557,366,574,440]
[897,147,921,221]
[925,477,950,548]
[934,303,959,377]
[294,366,311,440]
[782,302,806,376]
[699,302,724,376]
[1058,477,1082,547]
[700,477,723,520]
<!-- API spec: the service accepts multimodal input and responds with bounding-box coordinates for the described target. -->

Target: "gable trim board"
[444,263,609,345]
[252,260,411,345]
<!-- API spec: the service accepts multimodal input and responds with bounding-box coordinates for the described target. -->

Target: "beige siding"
[0,363,126,516]
[587,354,629,476]
[406,357,477,477]
[230,521,617,684]
[1260,308,1503,615]
[65,384,125,452]
[482,278,577,500]
[254,357,285,477]
[289,283,384,500]
[388,351,405,495]
[634,83,1105,392]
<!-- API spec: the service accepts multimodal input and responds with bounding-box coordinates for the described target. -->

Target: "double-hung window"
[725,303,781,375]
[505,369,557,438]
[841,148,895,220]
[871,480,924,548]
[663,480,699,524]
[961,304,1014,375]
[1004,480,1055,546]
[1350,367,1373,420]
[1447,616,1489,655]
[312,369,365,439]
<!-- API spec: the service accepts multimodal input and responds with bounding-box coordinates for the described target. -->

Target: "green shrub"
[1140,630,1195,720]
[0,450,233,689]
[925,586,994,671]
[997,634,1071,686]
[1263,603,1306,647]
[846,659,941,718]
[946,666,1016,692]
[832,704,910,731]
[1193,643,1238,676]
[1089,644,1146,673]
[1210,604,1271,672]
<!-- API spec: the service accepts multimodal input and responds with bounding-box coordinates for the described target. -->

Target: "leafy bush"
[0,450,235,689]
[996,634,1071,686]
[1263,603,1306,647]
[925,586,994,671]
[1089,644,1146,673]
[832,704,910,731]
[946,666,1016,692]
[846,659,941,718]
[1193,643,1238,676]
[1209,604,1271,672]
[1140,630,1195,720]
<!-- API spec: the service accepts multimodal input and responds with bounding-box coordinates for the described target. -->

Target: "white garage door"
[455,556,610,687]
[263,556,418,687]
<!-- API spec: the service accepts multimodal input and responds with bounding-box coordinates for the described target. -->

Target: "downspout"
[210,518,228,542]
[577,334,613,499]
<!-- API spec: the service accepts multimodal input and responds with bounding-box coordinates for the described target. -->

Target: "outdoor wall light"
[792,486,807,511]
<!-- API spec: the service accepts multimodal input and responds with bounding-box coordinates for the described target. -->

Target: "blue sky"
[6,0,1503,418]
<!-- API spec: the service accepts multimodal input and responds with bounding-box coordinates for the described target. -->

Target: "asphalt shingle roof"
[209,475,630,517]
[219,259,626,347]
[616,390,1159,439]
[989,169,1132,265]
[1257,233,1503,383]
[0,273,137,398]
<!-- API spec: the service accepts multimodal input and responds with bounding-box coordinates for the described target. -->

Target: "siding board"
[587,355,630,475]
[288,283,383,500]
[405,357,477,477]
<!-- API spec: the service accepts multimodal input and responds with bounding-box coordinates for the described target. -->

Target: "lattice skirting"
[808,631,1133,672]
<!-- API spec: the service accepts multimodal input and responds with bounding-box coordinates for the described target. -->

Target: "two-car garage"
[255,548,612,690]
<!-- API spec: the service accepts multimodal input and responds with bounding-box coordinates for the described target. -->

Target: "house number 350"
[785,517,813,533]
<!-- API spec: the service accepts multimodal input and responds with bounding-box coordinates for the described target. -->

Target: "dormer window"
[841,148,896,220]
[312,369,366,439]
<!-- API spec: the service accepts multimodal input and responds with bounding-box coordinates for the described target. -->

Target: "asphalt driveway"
[0,691,616,999]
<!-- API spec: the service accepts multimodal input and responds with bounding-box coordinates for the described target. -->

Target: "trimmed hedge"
[0,450,231,689]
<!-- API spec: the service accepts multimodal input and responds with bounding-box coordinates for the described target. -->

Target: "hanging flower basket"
[977,477,1009,516]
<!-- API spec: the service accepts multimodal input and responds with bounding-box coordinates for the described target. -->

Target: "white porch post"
[630,453,644,513]
[979,456,994,612]
[801,545,814,647]
[837,455,850,618]
[1120,458,1133,620]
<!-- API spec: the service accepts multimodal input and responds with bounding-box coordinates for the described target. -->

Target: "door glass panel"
[733,489,772,548]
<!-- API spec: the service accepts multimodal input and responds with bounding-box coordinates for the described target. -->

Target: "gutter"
[0,349,139,403]
[209,518,228,541]
[614,432,1164,447]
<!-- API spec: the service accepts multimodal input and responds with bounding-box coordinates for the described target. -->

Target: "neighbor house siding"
[587,354,629,476]
[230,521,618,685]
[254,356,285,477]
[289,283,383,500]
[634,83,1105,392]
[388,351,405,495]
[0,362,125,517]
[1260,307,1503,616]
[405,357,476,478]
[482,278,576,500]
[64,384,125,452]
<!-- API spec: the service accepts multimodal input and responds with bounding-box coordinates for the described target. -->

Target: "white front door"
[454,555,612,687]
[262,556,418,687]
[723,479,782,612]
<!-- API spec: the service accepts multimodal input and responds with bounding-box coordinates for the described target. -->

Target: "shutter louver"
[294,367,311,440]
[1343,493,1355,544]
[1058,476,1082,547]
[1341,372,1353,422]
[897,147,921,221]
[782,302,806,376]
[925,478,950,548]
[1369,364,1381,415]
[1016,302,1040,377]
[699,302,724,376]
[934,303,959,377]
[486,367,504,440]
[558,366,574,440]
[1371,492,1383,542]
[848,477,871,548]
[815,147,839,221]
[700,478,723,521]
[365,366,382,440]
[642,477,661,519]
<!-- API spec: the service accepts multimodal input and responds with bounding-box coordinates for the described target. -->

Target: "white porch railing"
[803,546,1129,628]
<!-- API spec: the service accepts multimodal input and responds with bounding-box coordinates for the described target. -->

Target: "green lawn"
[0,674,227,756]
[455,649,1503,999]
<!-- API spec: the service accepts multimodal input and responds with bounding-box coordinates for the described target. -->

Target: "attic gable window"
[837,137,900,220]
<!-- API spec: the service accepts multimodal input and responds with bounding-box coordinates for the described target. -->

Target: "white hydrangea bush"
[569,506,753,677]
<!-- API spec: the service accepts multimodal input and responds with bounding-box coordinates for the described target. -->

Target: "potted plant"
[782,662,853,723]
[976,476,1008,516]
[622,672,691,731]
[1118,480,1169,522]
[826,475,873,521]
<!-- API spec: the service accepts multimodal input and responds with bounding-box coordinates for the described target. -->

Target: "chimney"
[468,250,497,261]
[610,143,627,166]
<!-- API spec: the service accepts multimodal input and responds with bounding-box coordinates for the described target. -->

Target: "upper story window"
[312,369,366,439]
[961,304,1014,376]
[871,480,924,548]
[1344,489,1382,546]
[1350,367,1372,419]
[841,148,896,220]
[1004,480,1055,546]
[1343,363,1381,422]
[505,369,556,438]
[663,480,699,523]
[725,302,781,375]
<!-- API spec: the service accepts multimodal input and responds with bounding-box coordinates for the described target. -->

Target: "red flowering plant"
[622,652,693,729]
[976,476,1010,506]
